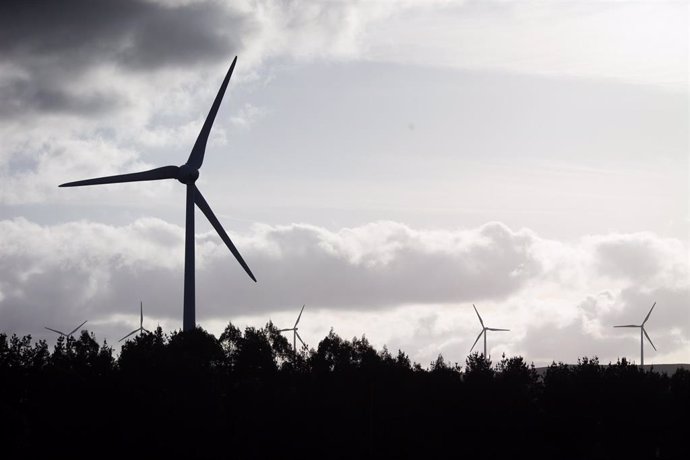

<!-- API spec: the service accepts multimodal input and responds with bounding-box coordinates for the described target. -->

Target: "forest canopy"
[1,324,687,459]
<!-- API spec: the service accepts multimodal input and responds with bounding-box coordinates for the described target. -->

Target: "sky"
[0,0,687,367]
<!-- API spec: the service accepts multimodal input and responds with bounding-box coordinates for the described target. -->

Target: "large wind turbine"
[45,320,88,339]
[469,304,510,357]
[60,57,256,332]
[279,305,307,356]
[614,302,657,366]
[119,301,150,342]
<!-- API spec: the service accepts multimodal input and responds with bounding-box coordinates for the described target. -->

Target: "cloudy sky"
[0,0,687,366]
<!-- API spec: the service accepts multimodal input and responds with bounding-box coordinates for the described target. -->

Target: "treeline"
[1,324,687,459]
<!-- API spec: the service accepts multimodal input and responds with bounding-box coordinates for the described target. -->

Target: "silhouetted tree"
[168,326,224,370]
[264,320,296,369]
[310,328,355,373]
[232,325,277,377]
[1,328,687,459]
[464,351,493,385]
[118,326,167,374]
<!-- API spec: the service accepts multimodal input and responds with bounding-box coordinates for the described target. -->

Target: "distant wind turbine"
[279,305,307,356]
[119,301,150,342]
[614,302,657,366]
[470,304,510,357]
[59,56,256,332]
[45,320,88,339]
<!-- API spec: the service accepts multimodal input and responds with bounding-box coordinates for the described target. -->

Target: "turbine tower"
[59,57,256,332]
[119,301,150,342]
[469,304,510,357]
[279,305,307,356]
[614,302,657,366]
[45,320,88,338]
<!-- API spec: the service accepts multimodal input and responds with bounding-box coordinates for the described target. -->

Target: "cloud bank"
[0,218,687,364]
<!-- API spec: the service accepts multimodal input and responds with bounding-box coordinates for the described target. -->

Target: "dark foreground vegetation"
[1,324,687,459]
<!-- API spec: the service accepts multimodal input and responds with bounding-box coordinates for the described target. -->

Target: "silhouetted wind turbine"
[45,320,88,339]
[119,301,150,342]
[279,305,307,356]
[614,302,657,366]
[469,304,510,357]
[59,57,256,332]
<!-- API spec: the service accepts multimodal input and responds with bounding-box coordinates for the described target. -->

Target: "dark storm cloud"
[0,0,247,69]
[0,76,120,117]
[0,0,250,116]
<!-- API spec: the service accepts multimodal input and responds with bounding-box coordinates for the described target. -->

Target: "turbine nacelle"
[177,164,200,184]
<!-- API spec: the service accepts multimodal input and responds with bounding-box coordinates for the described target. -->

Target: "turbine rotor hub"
[177,164,199,184]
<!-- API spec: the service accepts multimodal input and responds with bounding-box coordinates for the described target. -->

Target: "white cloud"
[363,0,687,90]
[231,0,687,90]
[230,103,267,129]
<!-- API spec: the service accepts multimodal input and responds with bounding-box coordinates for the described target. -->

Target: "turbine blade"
[45,327,66,336]
[294,304,305,328]
[473,304,484,327]
[194,185,256,282]
[278,328,294,332]
[487,328,510,332]
[142,328,151,333]
[59,166,179,187]
[119,329,138,342]
[295,331,307,349]
[140,301,143,327]
[68,320,88,336]
[469,330,483,353]
[643,328,657,351]
[614,325,640,328]
[642,302,656,325]
[186,57,237,169]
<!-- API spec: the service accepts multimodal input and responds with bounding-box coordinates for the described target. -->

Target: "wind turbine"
[59,56,256,332]
[119,301,150,342]
[45,320,88,339]
[469,304,510,357]
[279,305,307,356]
[614,302,657,366]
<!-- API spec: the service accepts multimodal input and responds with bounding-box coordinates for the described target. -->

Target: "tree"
[118,326,167,374]
[495,354,538,389]
[232,326,277,377]
[167,326,225,372]
[310,329,354,373]
[264,321,295,369]
[464,351,493,385]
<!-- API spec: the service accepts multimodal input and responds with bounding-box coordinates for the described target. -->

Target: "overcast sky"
[0,0,687,366]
